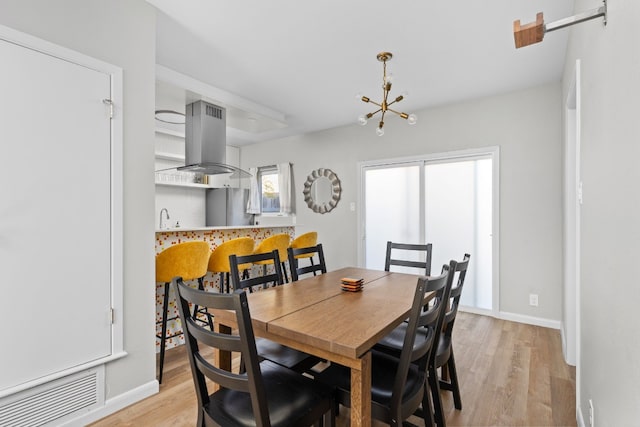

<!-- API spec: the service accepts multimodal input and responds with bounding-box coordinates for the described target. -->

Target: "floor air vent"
[0,368,104,427]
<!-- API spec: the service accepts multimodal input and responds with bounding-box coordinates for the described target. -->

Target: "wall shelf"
[155,127,185,139]
[155,151,185,162]
[155,181,212,189]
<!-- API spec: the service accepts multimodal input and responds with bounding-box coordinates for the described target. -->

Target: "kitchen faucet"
[159,208,170,229]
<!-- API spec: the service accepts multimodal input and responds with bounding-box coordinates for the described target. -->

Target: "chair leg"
[193,278,214,330]
[429,365,446,427]
[447,350,462,410]
[197,409,204,427]
[321,402,339,427]
[421,379,436,427]
[310,257,317,276]
[158,281,170,384]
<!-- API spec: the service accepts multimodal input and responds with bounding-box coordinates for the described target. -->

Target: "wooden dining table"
[211,266,432,427]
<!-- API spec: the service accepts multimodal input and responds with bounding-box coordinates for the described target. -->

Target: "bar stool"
[253,233,291,282]
[289,231,318,274]
[207,236,255,293]
[155,240,210,384]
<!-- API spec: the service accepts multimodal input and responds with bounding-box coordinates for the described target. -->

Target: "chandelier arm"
[366,99,383,108]
[367,107,383,117]
[386,98,402,108]
[386,107,406,116]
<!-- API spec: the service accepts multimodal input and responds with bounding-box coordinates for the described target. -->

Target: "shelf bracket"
[513,0,607,48]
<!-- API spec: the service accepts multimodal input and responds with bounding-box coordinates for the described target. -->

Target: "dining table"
[211,266,433,427]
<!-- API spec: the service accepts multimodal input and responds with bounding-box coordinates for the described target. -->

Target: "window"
[260,167,280,213]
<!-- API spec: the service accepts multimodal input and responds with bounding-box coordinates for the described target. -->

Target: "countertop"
[155,224,295,233]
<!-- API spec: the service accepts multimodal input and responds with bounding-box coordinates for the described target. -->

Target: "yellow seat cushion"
[290,232,318,259]
[253,233,291,265]
[156,241,210,283]
[208,237,255,273]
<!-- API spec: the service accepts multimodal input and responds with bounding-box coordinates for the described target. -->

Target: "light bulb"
[355,92,363,100]
[407,114,417,125]
[376,126,385,136]
[358,115,368,126]
[384,73,394,84]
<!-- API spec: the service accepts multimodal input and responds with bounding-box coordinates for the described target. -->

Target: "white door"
[0,35,113,392]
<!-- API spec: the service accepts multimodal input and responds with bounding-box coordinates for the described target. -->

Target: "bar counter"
[155,225,295,351]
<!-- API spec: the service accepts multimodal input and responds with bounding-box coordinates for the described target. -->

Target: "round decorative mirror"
[303,168,341,214]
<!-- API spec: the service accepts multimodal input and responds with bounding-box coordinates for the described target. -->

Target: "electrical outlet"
[529,294,539,307]
[589,399,594,427]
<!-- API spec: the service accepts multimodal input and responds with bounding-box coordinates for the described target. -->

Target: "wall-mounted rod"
[546,2,607,33]
[513,0,607,48]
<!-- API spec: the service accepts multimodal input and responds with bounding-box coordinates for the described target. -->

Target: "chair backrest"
[208,237,255,274]
[229,250,285,292]
[389,262,456,419]
[172,277,272,426]
[442,253,471,338]
[287,244,327,281]
[253,233,291,263]
[155,241,210,283]
[384,241,433,276]
[290,231,318,251]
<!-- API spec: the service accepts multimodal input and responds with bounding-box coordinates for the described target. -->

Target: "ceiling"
[148,0,575,146]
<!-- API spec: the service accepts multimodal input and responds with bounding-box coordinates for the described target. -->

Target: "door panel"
[364,165,421,271]
[425,159,492,309]
[0,37,112,391]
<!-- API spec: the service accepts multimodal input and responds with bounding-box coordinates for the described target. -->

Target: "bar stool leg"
[158,281,170,384]
[219,272,226,293]
[191,278,214,330]
[281,261,289,283]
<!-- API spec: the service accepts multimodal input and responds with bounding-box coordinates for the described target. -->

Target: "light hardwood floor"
[90,312,576,426]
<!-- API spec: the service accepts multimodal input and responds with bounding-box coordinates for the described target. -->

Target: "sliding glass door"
[364,163,422,271]
[360,149,497,312]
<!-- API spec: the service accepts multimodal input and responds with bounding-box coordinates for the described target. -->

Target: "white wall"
[562,0,640,424]
[241,82,563,322]
[0,0,157,403]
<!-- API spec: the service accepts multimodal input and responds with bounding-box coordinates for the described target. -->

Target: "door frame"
[564,59,581,405]
[357,146,500,314]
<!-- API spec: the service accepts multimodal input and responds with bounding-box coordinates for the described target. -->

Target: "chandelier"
[357,52,417,136]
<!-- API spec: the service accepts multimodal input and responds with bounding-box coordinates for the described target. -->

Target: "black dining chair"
[287,243,327,281]
[385,241,433,276]
[229,250,321,373]
[374,255,470,426]
[433,254,470,413]
[315,262,456,427]
[229,250,284,292]
[172,277,336,427]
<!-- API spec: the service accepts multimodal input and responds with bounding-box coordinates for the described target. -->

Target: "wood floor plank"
[90,312,576,427]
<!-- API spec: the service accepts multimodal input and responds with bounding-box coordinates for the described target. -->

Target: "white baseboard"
[497,311,561,330]
[62,379,159,426]
[460,306,561,330]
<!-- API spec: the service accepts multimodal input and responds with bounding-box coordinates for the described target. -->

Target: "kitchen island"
[155,225,295,351]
